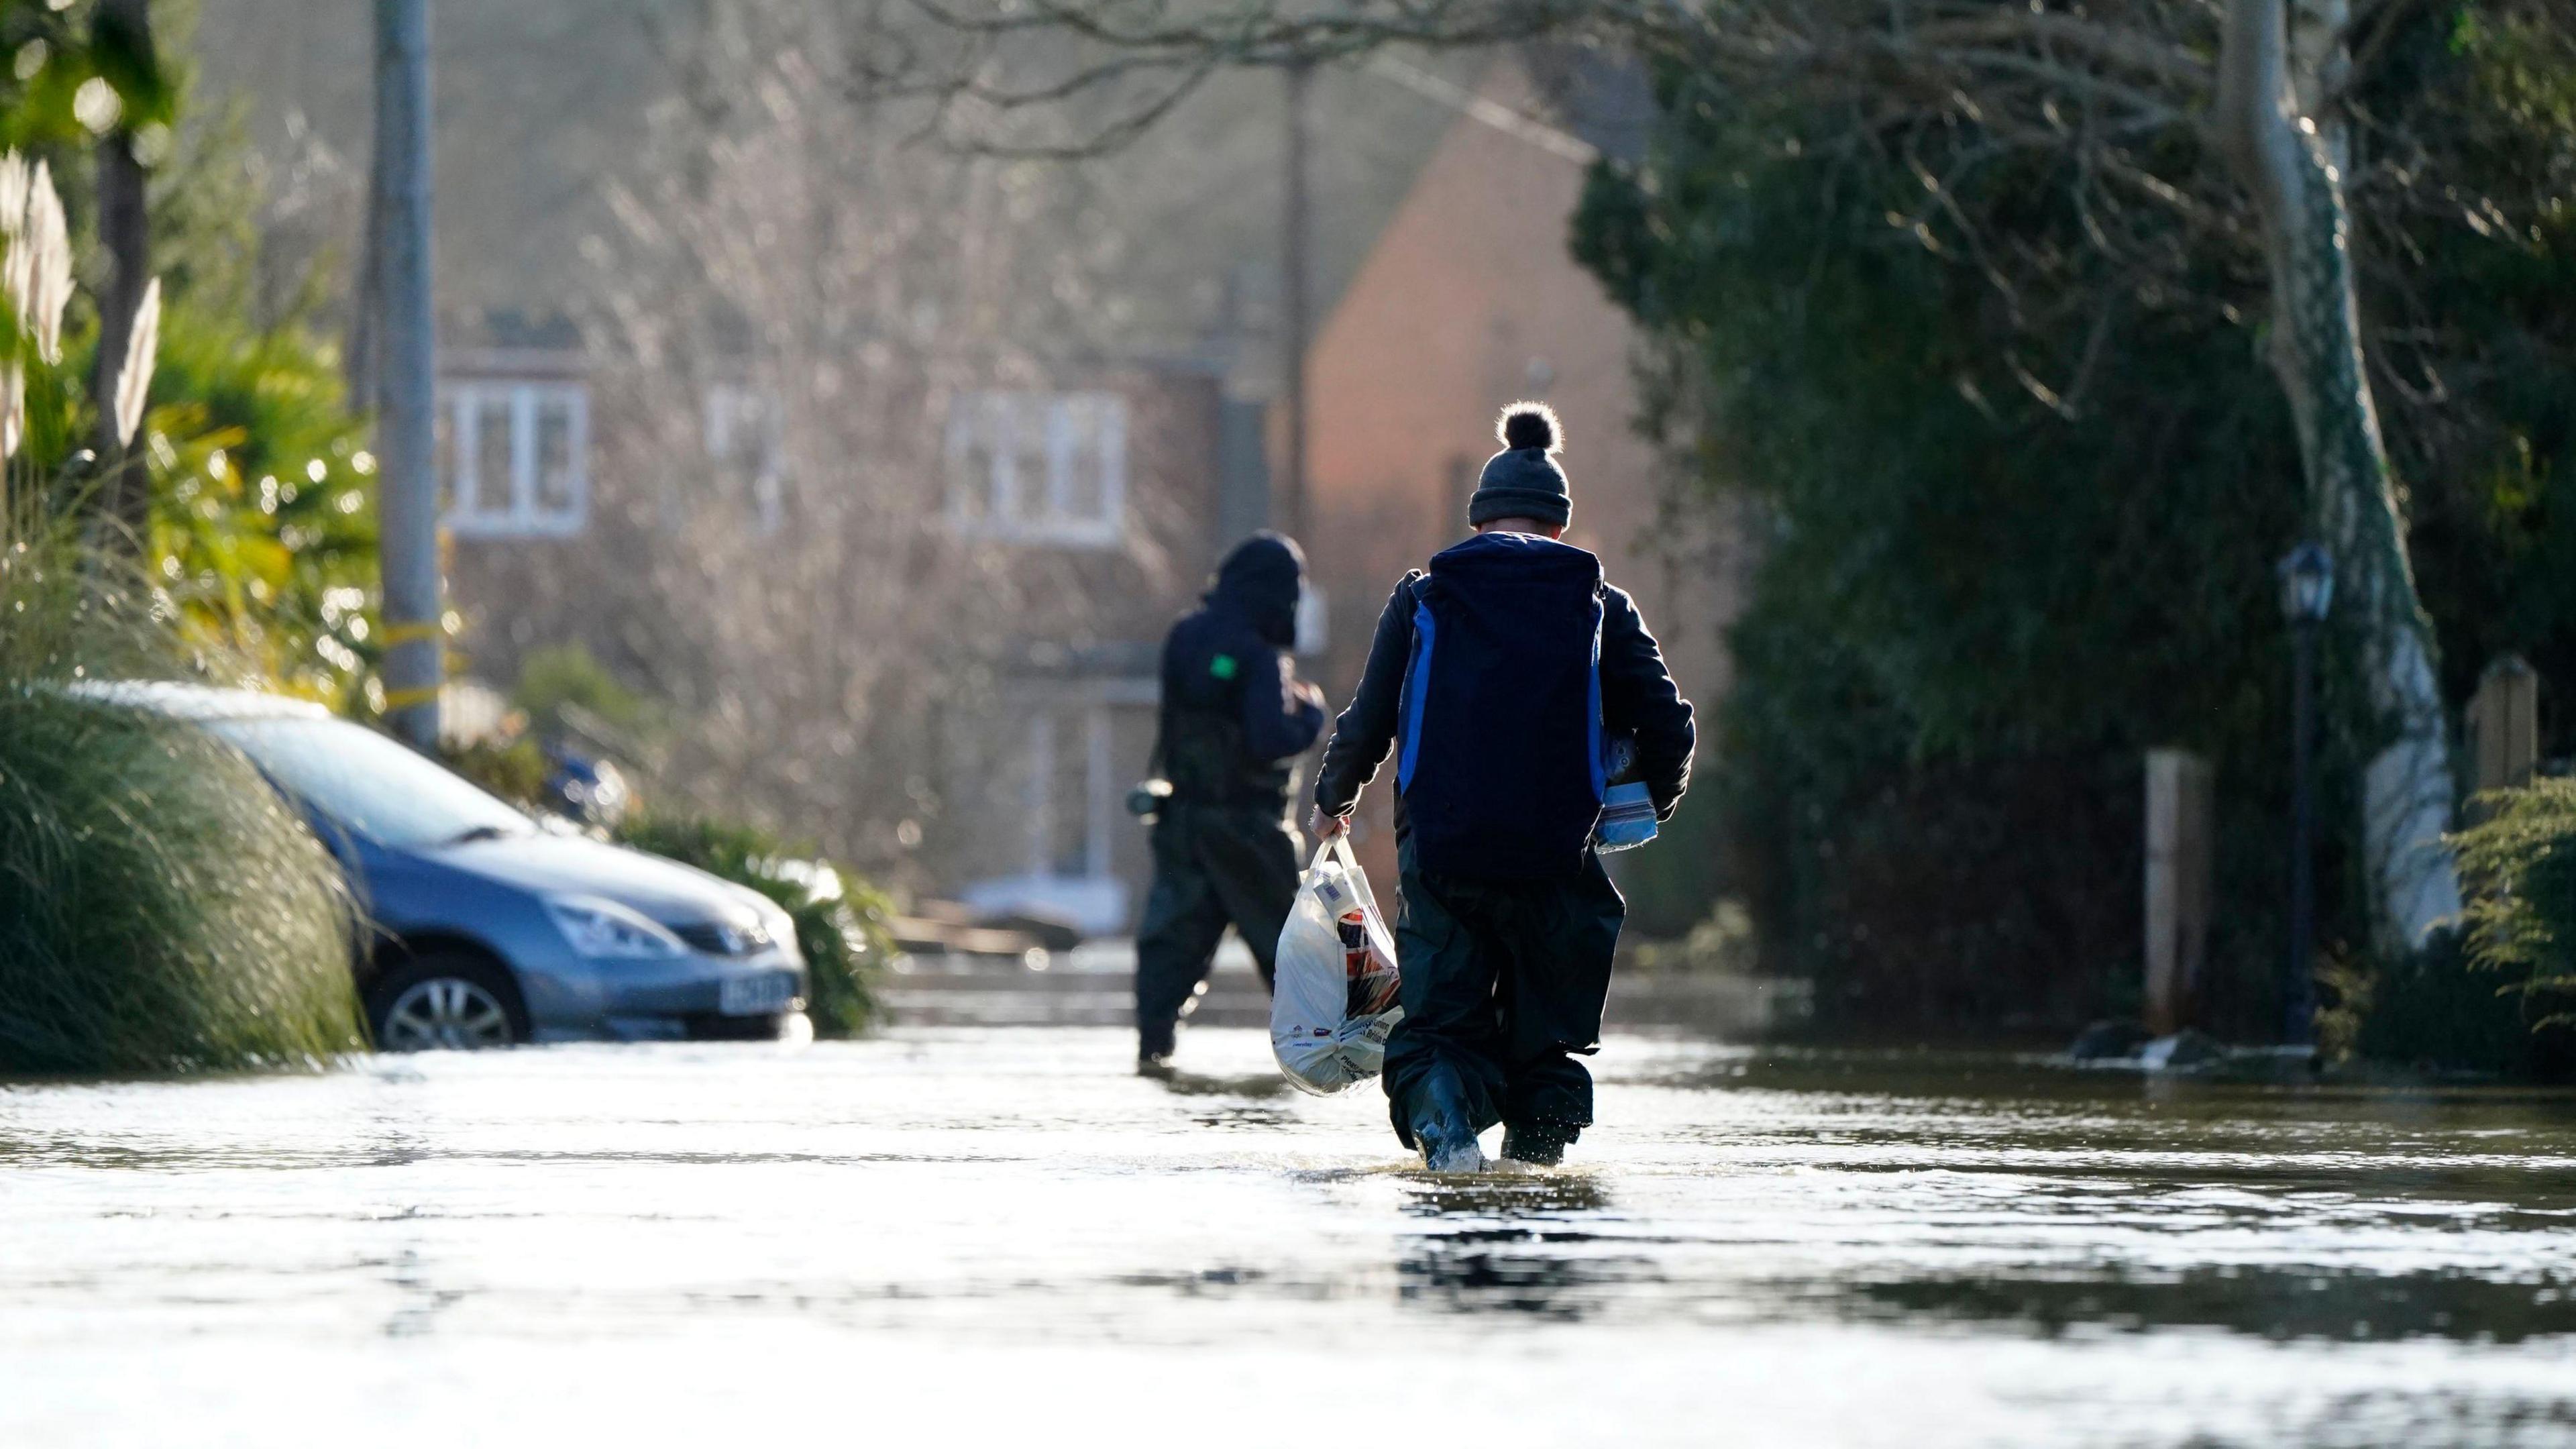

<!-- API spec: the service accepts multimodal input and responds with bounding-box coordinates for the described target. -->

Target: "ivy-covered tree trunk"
[2216,0,2461,947]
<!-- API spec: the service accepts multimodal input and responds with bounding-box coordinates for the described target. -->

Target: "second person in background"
[1133,532,1327,1076]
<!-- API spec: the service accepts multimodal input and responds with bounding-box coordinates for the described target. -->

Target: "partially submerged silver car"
[115,684,808,1048]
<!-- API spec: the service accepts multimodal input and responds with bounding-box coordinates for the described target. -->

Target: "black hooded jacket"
[1313,536,1695,866]
[1156,533,1326,808]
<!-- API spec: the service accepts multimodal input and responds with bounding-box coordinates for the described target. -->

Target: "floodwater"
[4,1028,2573,1448]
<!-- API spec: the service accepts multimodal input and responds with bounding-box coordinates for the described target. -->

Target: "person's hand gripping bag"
[1270,835,1402,1094]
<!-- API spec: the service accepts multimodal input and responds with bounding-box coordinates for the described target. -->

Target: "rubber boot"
[1136,1022,1178,1079]
[1411,1069,1487,1174]
[1501,1122,1575,1167]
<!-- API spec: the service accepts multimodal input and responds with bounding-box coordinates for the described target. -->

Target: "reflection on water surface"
[2,1028,2572,1446]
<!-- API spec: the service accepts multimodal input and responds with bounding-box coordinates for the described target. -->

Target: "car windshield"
[211,716,532,850]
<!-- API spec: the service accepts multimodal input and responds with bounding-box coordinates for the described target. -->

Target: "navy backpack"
[1395,532,1607,879]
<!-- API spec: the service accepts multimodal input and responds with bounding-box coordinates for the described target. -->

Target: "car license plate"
[718,972,794,1016]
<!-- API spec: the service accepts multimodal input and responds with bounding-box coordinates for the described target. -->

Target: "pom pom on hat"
[1497,401,1560,455]
[1470,402,1572,529]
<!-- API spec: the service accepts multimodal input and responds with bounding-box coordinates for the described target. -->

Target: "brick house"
[1301,56,1742,888]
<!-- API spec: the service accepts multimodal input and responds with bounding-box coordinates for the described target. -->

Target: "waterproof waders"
[1382,837,1624,1161]
[1134,803,1301,1059]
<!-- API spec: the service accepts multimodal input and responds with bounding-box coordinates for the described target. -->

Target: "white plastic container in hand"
[1270,836,1403,1095]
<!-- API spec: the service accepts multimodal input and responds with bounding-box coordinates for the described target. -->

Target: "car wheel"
[368,954,529,1051]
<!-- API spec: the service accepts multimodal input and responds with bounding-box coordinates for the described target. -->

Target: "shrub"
[2326,928,2556,1079]
[441,735,549,810]
[140,302,380,711]
[515,642,660,746]
[0,517,366,1075]
[2318,786,2576,1080]
[613,814,890,1036]
[2451,783,2576,1046]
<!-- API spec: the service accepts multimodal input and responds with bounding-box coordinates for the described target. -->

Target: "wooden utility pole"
[374,0,442,749]
[1279,60,1311,542]
[91,0,156,543]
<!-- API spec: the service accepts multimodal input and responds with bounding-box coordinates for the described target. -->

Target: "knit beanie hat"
[1467,402,1570,529]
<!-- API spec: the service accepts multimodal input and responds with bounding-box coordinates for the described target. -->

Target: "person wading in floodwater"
[1134,533,1328,1077]
[1310,404,1694,1171]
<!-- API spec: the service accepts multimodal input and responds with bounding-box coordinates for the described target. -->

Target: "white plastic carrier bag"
[1270,835,1403,1095]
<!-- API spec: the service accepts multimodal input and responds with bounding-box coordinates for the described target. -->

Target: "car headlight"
[545,894,688,959]
[760,903,802,955]
[769,913,808,967]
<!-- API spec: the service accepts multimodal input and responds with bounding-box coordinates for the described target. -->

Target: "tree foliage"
[0,3,385,710]
[1574,1,2576,1032]
[138,305,378,707]
[0,0,174,157]
[2374,9,2576,729]
[2452,780,2576,1032]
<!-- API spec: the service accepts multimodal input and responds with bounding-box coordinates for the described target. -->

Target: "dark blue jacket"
[1159,534,1326,807]
[1315,532,1695,877]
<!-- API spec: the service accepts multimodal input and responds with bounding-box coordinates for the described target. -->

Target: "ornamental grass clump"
[0,145,367,1075]
[0,512,366,1076]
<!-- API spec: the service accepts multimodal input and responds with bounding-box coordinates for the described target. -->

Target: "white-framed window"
[943,390,1128,548]
[437,379,589,538]
[703,382,786,535]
